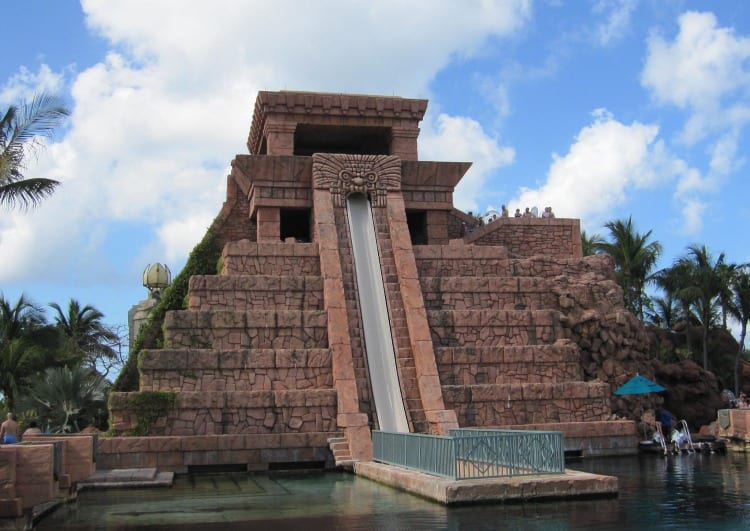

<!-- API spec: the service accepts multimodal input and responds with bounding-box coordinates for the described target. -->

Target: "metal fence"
[372,428,565,480]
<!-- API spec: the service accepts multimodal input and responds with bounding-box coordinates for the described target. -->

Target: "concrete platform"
[78,468,174,489]
[355,461,618,505]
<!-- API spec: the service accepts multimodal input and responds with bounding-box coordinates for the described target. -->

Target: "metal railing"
[373,428,565,480]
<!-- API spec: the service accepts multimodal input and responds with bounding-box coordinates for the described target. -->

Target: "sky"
[1,0,750,347]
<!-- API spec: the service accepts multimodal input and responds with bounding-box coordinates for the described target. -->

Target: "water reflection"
[38,453,750,530]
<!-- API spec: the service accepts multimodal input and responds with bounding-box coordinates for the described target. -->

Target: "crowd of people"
[509,206,555,218]
[456,204,559,236]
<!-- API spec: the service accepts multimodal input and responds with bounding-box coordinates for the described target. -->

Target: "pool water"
[38,453,750,530]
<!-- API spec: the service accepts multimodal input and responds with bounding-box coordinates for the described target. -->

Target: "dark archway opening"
[406,210,428,245]
[280,208,311,242]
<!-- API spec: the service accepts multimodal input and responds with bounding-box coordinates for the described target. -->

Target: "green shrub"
[113,222,222,391]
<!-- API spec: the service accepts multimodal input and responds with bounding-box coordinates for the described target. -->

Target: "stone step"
[326,435,355,467]
[421,276,618,312]
[163,310,328,350]
[78,469,174,489]
[109,389,338,436]
[414,246,614,280]
[442,382,612,426]
[139,348,333,392]
[436,344,583,385]
[427,309,566,347]
[221,240,320,276]
[188,275,323,311]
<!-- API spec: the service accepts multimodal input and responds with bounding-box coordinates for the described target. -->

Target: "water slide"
[346,194,410,433]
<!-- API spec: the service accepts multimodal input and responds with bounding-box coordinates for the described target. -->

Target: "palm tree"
[595,217,663,319]
[25,365,108,433]
[581,230,605,256]
[676,245,727,370]
[654,261,697,354]
[50,299,117,371]
[717,262,739,329]
[0,92,69,210]
[0,294,48,410]
[644,294,678,330]
[729,267,750,394]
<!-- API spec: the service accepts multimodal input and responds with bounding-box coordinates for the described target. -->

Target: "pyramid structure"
[106,91,638,471]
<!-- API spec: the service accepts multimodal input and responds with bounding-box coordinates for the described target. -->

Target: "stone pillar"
[256,206,280,242]
[264,122,296,156]
[128,298,157,349]
[312,187,372,461]
[386,193,458,435]
[390,126,420,161]
[426,210,449,245]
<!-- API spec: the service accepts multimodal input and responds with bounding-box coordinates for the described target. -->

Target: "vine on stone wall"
[113,221,222,392]
[114,391,177,436]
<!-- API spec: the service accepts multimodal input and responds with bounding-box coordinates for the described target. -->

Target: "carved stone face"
[312,154,401,207]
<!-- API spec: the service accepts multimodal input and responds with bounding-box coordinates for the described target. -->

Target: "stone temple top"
[247,91,429,160]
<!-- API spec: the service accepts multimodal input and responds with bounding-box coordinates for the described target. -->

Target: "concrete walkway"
[355,461,618,505]
[78,468,174,489]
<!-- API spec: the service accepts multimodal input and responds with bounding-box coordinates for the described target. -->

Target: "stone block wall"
[110,389,337,436]
[22,436,96,484]
[465,218,583,259]
[109,235,344,471]
[139,348,333,392]
[97,433,333,473]
[221,241,320,275]
[421,277,615,312]
[0,448,20,517]
[435,342,582,385]
[163,309,328,350]
[442,381,611,426]
[6,445,57,511]
[215,175,257,247]
[428,309,566,347]
[188,275,323,311]
[718,409,750,442]
[415,243,620,436]
[415,245,614,280]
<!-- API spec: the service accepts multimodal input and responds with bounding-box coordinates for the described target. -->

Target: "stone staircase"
[327,435,355,468]
[111,241,341,465]
[415,244,614,428]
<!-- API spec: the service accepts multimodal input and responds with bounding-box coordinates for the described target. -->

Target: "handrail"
[655,421,668,455]
[373,428,565,480]
[680,419,696,454]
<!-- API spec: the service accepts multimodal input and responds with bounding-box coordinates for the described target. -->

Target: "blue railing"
[372,428,565,480]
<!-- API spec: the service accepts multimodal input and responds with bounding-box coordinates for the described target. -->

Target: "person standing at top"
[0,413,19,444]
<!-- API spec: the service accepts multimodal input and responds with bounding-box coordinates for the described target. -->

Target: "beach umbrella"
[614,374,666,395]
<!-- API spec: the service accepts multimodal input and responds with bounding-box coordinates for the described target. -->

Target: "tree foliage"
[594,217,662,320]
[0,293,119,431]
[0,93,69,210]
[114,223,221,391]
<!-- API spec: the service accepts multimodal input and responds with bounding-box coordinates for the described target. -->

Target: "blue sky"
[1,0,750,347]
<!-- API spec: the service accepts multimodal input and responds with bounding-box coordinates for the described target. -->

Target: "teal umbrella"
[614,374,666,395]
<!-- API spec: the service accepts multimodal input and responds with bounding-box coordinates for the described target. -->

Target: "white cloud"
[0,65,65,105]
[592,0,637,46]
[419,114,515,213]
[638,10,750,234]
[158,215,216,264]
[642,11,750,144]
[507,109,700,230]
[1,0,532,291]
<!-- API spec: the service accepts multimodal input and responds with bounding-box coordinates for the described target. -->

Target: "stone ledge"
[354,461,617,505]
